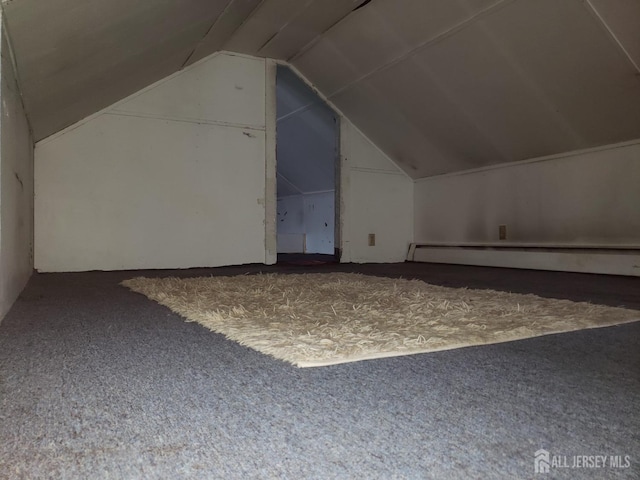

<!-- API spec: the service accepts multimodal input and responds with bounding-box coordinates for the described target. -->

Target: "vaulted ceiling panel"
[408,21,583,164]
[3,0,233,140]
[257,0,361,60]
[224,0,363,61]
[332,81,454,177]
[292,0,506,96]
[483,0,640,147]
[31,45,196,144]
[365,56,508,170]
[185,0,264,66]
[287,34,359,97]
[295,0,640,177]
[222,0,308,56]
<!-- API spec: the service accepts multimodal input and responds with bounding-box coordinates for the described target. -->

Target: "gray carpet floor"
[0,263,638,479]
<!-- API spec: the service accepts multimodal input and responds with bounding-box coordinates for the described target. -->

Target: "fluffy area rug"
[121,273,638,367]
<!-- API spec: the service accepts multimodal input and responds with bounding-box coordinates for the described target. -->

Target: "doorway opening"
[275,66,340,265]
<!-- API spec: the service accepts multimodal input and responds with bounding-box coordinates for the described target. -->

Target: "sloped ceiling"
[1,0,250,142]
[2,0,639,178]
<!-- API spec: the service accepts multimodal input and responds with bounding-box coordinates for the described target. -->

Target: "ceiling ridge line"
[223,0,272,45]
[180,0,237,69]
[257,0,316,54]
[583,0,640,74]
[324,0,517,100]
[414,138,640,183]
[187,0,269,66]
[288,0,368,63]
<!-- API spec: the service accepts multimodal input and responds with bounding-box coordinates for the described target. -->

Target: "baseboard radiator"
[407,243,640,277]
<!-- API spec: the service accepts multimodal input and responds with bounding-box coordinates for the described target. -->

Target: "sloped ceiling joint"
[37,51,237,147]
[185,0,266,66]
[225,0,317,56]
[414,137,640,184]
[584,0,640,73]
[407,54,512,164]
[259,0,370,62]
[181,0,235,68]
[232,0,296,56]
[277,172,303,195]
[276,63,336,122]
[322,0,515,100]
[256,0,316,53]
[473,20,585,148]
[226,0,270,37]
[4,0,240,141]
[286,0,375,62]
[279,60,413,180]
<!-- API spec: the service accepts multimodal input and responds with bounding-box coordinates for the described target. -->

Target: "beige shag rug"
[121,273,638,367]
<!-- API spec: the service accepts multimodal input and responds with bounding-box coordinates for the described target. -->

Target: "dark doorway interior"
[275,66,339,260]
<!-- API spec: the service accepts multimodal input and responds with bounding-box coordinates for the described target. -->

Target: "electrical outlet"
[368,234,376,246]
[499,225,507,240]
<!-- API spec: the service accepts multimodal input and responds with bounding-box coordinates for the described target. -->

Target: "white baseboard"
[409,245,640,276]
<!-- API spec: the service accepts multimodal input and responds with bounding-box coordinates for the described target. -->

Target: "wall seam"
[415,138,640,183]
[584,0,640,74]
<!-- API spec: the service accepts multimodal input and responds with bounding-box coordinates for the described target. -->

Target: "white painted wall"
[340,121,413,263]
[414,141,640,246]
[0,19,34,321]
[275,114,414,262]
[277,194,304,253]
[34,52,415,272]
[303,191,334,254]
[276,191,334,254]
[413,140,640,275]
[277,195,304,236]
[273,65,413,261]
[35,53,268,272]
